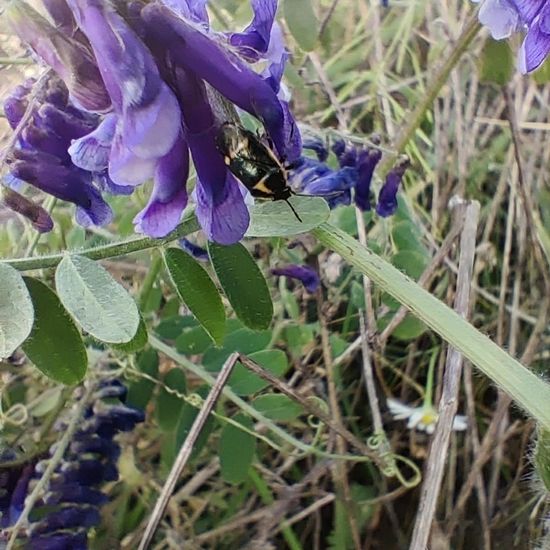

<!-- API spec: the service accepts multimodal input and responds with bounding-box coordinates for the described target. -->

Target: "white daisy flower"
[387,398,468,434]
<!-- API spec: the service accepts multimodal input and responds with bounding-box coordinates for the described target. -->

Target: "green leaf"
[163,248,226,345]
[176,326,212,355]
[229,349,289,395]
[246,196,329,237]
[110,315,148,353]
[203,326,271,371]
[155,368,187,431]
[391,250,428,280]
[126,348,159,411]
[155,315,198,339]
[55,255,140,344]
[208,242,273,330]
[219,413,255,483]
[479,38,513,86]
[22,278,87,385]
[283,0,319,51]
[252,394,303,421]
[0,263,34,359]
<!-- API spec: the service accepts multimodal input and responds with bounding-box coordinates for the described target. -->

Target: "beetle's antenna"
[285,199,303,222]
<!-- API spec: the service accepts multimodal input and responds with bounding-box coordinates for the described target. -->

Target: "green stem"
[139,251,163,311]
[378,16,481,175]
[1,215,200,272]
[312,222,550,429]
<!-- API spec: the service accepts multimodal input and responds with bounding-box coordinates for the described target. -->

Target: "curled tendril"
[307,414,322,430]
[367,433,385,449]
[3,403,29,426]
[187,393,204,408]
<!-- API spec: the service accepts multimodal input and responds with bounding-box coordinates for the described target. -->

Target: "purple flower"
[23,379,143,549]
[290,137,391,212]
[2,76,116,229]
[473,0,550,72]
[6,0,304,244]
[272,264,320,293]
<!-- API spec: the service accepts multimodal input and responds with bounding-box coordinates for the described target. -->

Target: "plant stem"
[312,222,550,429]
[139,251,163,311]
[1,216,200,272]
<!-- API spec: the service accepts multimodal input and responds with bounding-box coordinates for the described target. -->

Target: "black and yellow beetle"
[215,122,302,222]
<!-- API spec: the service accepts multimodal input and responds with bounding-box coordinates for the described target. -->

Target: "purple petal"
[230,0,277,60]
[355,148,382,211]
[134,134,189,237]
[512,0,546,25]
[302,137,329,162]
[6,1,111,112]
[179,238,209,261]
[142,3,287,159]
[175,69,250,243]
[518,6,550,72]
[69,113,117,171]
[95,172,134,195]
[280,100,302,162]
[29,531,88,550]
[161,0,209,25]
[9,151,112,226]
[68,0,181,159]
[30,506,101,533]
[376,159,409,217]
[44,484,109,506]
[36,103,98,141]
[478,0,520,39]
[108,126,157,186]
[260,22,288,94]
[195,173,250,245]
[271,265,320,293]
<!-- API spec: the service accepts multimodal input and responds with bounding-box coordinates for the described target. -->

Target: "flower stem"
[312,222,550,429]
[378,16,482,175]
[1,215,200,272]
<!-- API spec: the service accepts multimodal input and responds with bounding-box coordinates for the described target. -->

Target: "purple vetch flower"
[291,137,389,212]
[473,0,550,73]
[6,0,111,112]
[3,77,114,228]
[22,379,144,549]
[376,157,410,217]
[271,264,320,293]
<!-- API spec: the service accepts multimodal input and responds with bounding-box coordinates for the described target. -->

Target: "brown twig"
[137,353,240,550]
[410,199,480,550]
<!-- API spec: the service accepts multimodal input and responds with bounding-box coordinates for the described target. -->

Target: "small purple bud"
[376,157,410,217]
[1,188,54,233]
[271,265,320,293]
[355,147,382,211]
[179,238,209,261]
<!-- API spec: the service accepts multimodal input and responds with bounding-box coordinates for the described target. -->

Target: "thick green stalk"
[1,216,200,272]
[312,222,550,429]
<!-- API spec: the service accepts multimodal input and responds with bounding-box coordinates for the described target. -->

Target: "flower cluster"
[292,137,409,217]
[473,0,550,73]
[4,77,115,229]
[5,0,301,244]
[0,379,143,549]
